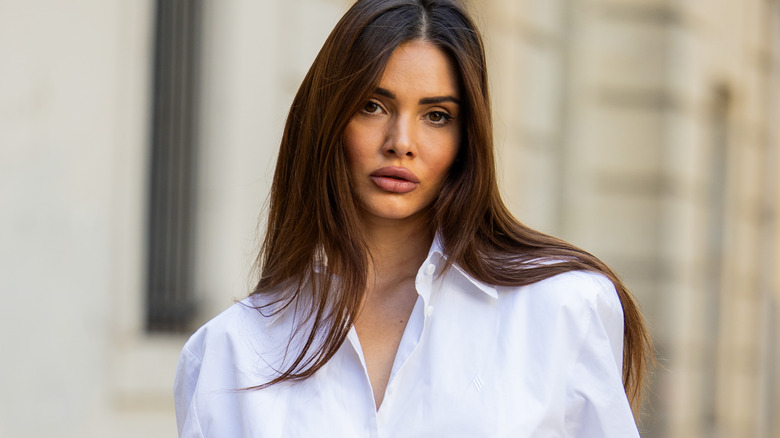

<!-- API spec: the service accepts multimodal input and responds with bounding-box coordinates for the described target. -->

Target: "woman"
[175,0,653,436]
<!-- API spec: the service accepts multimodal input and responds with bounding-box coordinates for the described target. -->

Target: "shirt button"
[425,263,436,275]
[425,305,434,317]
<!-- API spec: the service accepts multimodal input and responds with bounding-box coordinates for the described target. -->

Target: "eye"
[426,111,452,126]
[361,100,384,115]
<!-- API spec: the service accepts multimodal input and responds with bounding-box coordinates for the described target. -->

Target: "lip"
[369,166,420,194]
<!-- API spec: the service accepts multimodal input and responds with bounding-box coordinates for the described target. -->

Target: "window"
[146,0,202,332]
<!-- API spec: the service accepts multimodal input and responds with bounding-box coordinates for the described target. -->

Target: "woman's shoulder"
[494,269,624,329]
[489,269,626,371]
[518,270,620,307]
[180,293,285,362]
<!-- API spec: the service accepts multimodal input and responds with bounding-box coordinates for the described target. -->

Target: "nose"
[383,114,416,158]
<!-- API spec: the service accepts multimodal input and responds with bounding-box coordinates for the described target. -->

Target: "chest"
[195,280,599,438]
[352,282,419,407]
[231,293,573,438]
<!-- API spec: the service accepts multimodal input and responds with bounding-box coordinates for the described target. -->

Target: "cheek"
[343,121,380,170]
[342,124,359,164]
[429,133,460,182]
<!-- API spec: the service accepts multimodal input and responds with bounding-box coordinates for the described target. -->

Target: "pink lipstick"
[369,167,420,194]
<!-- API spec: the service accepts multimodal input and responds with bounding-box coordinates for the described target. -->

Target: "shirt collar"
[428,234,499,300]
[265,235,499,328]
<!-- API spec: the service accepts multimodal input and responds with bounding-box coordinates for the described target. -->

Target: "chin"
[356,192,438,224]
[361,204,433,224]
[367,210,417,221]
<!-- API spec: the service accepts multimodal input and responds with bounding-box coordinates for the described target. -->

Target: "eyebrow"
[375,87,461,105]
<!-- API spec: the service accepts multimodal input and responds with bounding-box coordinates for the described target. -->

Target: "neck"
[360,213,433,292]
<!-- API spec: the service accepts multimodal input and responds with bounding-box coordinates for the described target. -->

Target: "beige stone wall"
[482,0,780,436]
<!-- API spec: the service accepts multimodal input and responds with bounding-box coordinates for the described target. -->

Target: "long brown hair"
[252,0,653,410]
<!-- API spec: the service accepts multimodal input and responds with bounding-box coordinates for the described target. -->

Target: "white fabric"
[174,238,640,437]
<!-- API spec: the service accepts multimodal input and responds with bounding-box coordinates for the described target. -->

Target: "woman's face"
[343,40,461,227]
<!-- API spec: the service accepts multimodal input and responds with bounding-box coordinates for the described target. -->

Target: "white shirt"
[175,238,640,437]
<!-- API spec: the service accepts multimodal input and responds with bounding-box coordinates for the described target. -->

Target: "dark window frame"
[146,0,202,332]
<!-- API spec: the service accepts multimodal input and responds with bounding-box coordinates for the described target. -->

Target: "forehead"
[377,41,460,98]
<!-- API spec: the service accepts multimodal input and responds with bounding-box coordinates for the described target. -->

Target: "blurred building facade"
[1,0,778,437]
[486,0,780,436]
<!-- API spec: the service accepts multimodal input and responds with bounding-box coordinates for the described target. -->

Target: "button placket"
[423,263,436,318]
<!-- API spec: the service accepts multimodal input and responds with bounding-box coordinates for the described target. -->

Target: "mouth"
[369,167,420,194]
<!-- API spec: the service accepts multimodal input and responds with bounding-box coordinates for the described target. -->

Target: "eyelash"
[360,100,454,127]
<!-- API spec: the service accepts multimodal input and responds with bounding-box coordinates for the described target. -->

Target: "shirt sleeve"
[174,345,205,438]
[563,275,640,437]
